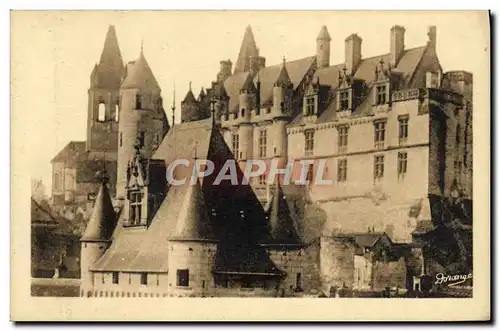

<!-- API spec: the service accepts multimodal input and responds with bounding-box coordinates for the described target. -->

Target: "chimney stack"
[390,25,405,66]
[427,26,437,49]
[217,59,232,82]
[345,34,362,75]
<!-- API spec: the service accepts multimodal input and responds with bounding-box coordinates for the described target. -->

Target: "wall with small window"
[91,271,169,295]
[167,241,217,297]
[266,241,321,293]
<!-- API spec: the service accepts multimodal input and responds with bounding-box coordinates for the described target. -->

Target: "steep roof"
[273,59,292,87]
[182,89,197,104]
[353,232,391,249]
[289,46,428,128]
[51,141,86,165]
[234,25,259,74]
[121,51,161,91]
[224,72,251,113]
[81,177,117,242]
[254,56,315,107]
[171,179,216,241]
[92,25,124,89]
[263,182,302,246]
[317,25,331,41]
[92,121,280,274]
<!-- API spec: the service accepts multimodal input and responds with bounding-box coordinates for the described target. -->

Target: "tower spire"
[234,25,259,74]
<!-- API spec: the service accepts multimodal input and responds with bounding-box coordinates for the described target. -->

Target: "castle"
[71,23,473,298]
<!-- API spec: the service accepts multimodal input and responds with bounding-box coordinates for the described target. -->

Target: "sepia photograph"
[11,10,490,321]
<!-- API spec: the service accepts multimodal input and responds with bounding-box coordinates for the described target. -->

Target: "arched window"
[98,102,106,122]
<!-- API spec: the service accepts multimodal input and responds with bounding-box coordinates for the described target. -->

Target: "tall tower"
[116,47,168,199]
[167,179,218,297]
[316,25,331,69]
[80,172,116,297]
[234,25,260,74]
[87,25,124,157]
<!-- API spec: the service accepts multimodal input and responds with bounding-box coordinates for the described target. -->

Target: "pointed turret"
[234,25,260,74]
[173,179,216,241]
[182,83,197,104]
[317,25,331,41]
[92,25,124,89]
[273,57,292,87]
[121,50,160,91]
[81,172,116,242]
[265,181,301,245]
[198,87,206,101]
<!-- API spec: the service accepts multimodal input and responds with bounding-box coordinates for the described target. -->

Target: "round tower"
[80,172,116,297]
[272,57,293,115]
[117,50,166,199]
[316,25,331,69]
[167,179,218,297]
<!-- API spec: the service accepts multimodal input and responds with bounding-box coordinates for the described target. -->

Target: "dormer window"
[376,85,387,105]
[129,191,142,225]
[339,91,349,110]
[305,97,315,116]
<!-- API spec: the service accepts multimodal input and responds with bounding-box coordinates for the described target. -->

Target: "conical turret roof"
[265,181,301,245]
[172,179,216,241]
[81,174,117,242]
[234,25,259,74]
[121,50,161,91]
[93,25,124,89]
[273,58,292,87]
[317,25,331,41]
[182,87,197,104]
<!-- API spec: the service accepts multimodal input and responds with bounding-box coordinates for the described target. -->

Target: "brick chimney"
[390,25,405,66]
[345,34,362,75]
[217,59,232,82]
[427,26,437,49]
[249,55,266,77]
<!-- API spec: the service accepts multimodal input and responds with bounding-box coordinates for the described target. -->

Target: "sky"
[10,11,489,196]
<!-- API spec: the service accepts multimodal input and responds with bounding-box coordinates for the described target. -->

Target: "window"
[241,109,245,117]
[306,164,314,182]
[259,129,267,157]
[426,71,439,88]
[138,131,145,147]
[98,102,106,122]
[337,159,347,182]
[54,173,61,191]
[376,85,387,105]
[119,132,123,147]
[136,94,142,109]
[101,274,105,284]
[259,174,267,185]
[177,269,189,287]
[397,152,408,176]
[338,126,348,153]
[266,107,271,114]
[112,272,119,284]
[295,273,302,291]
[398,116,409,145]
[306,97,315,116]
[140,273,148,285]
[156,274,160,286]
[374,155,385,179]
[374,121,386,149]
[455,124,461,148]
[232,133,240,160]
[304,130,314,156]
[339,90,349,110]
[129,191,142,225]
[115,101,119,122]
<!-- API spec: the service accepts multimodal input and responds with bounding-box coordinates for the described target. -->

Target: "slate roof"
[81,179,117,242]
[289,46,428,128]
[91,25,124,89]
[51,141,86,165]
[121,51,161,91]
[92,120,281,275]
[234,25,259,74]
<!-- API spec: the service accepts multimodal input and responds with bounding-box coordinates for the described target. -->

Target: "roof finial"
[140,38,144,55]
[210,96,217,126]
[282,55,286,66]
[189,81,192,91]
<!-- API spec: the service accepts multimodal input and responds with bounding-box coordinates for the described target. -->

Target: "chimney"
[249,56,266,76]
[390,25,405,66]
[217,59,232,82]
[345,34,362,75]
[427,26,437,49]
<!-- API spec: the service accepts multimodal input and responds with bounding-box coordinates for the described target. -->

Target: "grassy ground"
[31,278,81,297]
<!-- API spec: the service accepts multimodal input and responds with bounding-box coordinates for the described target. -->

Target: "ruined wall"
[319,236,356,292]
